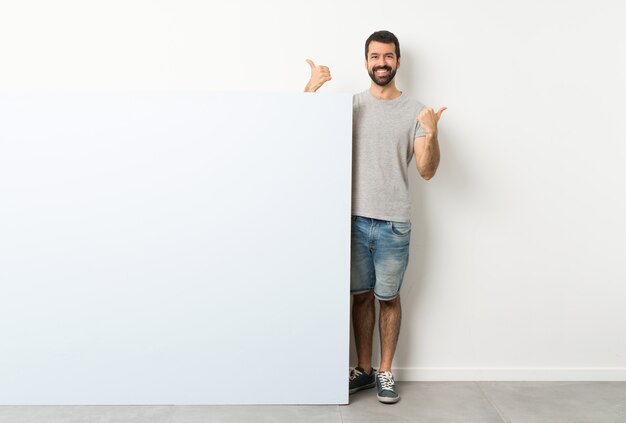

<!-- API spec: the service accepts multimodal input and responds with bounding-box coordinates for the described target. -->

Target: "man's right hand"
[304,59,331,92]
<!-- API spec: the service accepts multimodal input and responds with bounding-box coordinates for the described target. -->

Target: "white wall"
[1,0,625,381]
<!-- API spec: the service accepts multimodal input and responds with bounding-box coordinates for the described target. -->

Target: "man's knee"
[353,290,375,305]
[379,295,401,307]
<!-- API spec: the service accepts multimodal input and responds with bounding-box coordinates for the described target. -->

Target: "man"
[304,30,445,404]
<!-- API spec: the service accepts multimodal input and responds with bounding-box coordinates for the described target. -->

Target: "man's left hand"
[417,106,447,135]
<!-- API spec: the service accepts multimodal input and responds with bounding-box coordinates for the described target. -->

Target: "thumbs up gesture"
[304,59,332,92]
[417,106,447,135]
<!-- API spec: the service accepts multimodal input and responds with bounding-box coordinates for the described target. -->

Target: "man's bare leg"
[378,295,401,372]
[352,290,375,374]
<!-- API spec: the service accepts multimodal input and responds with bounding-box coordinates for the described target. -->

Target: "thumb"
[306,59,316,70]
[435,106,447,120]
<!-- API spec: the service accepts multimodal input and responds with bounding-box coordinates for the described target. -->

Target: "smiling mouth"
[373,67,392,77]
[369,67,395,86]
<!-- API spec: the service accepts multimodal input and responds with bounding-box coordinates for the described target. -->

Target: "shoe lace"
[349,367,363,381]
[377,371,395,391]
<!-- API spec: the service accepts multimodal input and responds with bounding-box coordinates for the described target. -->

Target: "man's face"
[365,41,400,87]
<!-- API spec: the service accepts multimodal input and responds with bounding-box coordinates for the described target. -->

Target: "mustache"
[372,66,392,72]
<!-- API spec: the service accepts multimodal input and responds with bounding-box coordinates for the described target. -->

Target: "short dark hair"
[365,30,400,59]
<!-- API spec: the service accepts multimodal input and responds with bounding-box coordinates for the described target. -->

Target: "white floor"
[2,381,625,422]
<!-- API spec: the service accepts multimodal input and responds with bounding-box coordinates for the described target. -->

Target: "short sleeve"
[414,110,426,139]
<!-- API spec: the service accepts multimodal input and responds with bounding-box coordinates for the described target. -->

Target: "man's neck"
[369,82,401,100]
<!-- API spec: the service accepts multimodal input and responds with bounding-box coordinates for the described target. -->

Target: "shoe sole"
[349,381,376,394]
[377,393,400,404]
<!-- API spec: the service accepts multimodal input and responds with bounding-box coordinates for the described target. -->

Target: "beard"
[368,65,397,87]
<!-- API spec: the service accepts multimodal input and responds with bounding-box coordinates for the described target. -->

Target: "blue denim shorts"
[350,216,411,301]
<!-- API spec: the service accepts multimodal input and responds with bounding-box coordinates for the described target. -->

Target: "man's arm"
[304,59,331,92]
[414,107,446,180]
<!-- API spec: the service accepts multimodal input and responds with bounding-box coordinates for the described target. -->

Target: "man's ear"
[397,57,401,70]
[364,58,368,70]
